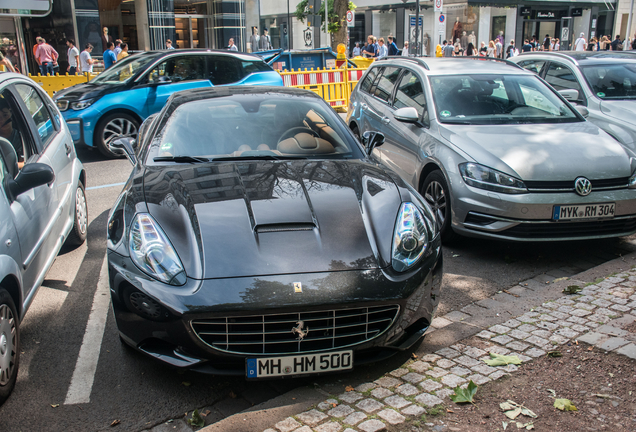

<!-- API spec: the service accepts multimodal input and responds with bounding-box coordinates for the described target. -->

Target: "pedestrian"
[66,39,80,75]
[487,40,495,57]
[574,33,587,51]
[543,34,551,51]
[479,41,487,56]
[505,40,516,58]
[377,38,388,58]
[522,39,532,53]
[362,35,377,58]
[442,40,454,57]
[554,38,560,51]
[249,27,259,52]
[166,39,175,49]
[80,43,94,74]
[117,43,129,61]
[34,37,58,76]
[632,33,636,50]
[531,35,538,51]
[600,35,610,50]
[228,38,238,51]
[402,41,409,56]
[453,40,462,56]
[587,37,597,51]
[6,46,20,73]
[103,41,117,69]
[0,50,16,73]
[114,39,122,57]
[610,34,623,51]
[495,38,503,58]
[387,36,399,56]
[259,28,272,50]
[352,42,361,57]
[466,42,475,56]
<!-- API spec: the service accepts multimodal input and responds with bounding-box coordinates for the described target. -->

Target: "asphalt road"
[1,147,635,431]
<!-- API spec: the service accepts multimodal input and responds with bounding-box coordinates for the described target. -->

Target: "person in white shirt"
[402,41,409,56]
[554,38,560,51]
[377,38,388,58]
[66,39,80,75]
[114,39,122,57]
[228,38,238,51]
[574,33,587,51]
[352,42,361,57]
[80,43,94,74]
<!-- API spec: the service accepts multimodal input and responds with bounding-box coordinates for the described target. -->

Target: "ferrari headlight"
[71,98,95,110]
[459,162,527,194]
[392,202,429,272]
[128,213,186,285]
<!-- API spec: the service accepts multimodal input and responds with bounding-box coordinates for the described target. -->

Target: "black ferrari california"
[107,86,443,378]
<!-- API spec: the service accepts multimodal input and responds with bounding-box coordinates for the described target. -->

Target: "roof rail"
[376,55,430,70]
[517,51,579,66]
[460,56,524,69]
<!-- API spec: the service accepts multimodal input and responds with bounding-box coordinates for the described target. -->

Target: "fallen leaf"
[186,409,205,428]
[450,380,478,404]
[554,398,577,411]
[500,401,516,411]
[453,254,460,257]
[483,353,522,366]
[609,372,614,378]
[588,347,594,351]
[520,407,537,418]
[547,389,557,398]
[411,353,418,359]
[110,420,120,427]
[50,404,59,408]
[331,403,337,408]
[503,421,508,431]
[182,382,191,387]
[345,385,354,392]
[504,407,522,420]
[547,351,562,358]
[446,408,454,413]
[201,410,210,417]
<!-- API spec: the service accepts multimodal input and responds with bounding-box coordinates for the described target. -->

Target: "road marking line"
[64,256,110,405]
[86,182,126,191]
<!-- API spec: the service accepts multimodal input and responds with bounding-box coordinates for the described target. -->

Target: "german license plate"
[552,203,615,221]
[246,350,353,378]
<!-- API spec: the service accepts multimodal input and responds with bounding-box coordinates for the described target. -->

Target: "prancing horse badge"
[293,282,302,293]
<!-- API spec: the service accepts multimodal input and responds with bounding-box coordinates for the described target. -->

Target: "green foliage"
[295,0,357,33]
[186,409,205,428]
[450,380,478,404]
[554,398,577,411]
[483,352,522,366]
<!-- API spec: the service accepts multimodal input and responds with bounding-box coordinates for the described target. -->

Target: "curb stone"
[155,252,636,432]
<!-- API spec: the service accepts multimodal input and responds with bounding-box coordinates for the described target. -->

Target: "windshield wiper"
[209,155,308,161]
[153,155,210,163]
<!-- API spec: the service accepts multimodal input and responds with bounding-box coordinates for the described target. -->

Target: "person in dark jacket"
[387,36,399,56]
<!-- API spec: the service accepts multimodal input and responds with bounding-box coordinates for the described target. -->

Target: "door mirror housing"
[6,163,55,201]
[558,89,580,101]
[362,131,385,156]
[137,113,158,151]
[394,107,420,123]
[110,137,138,165]
[574,105,589,118]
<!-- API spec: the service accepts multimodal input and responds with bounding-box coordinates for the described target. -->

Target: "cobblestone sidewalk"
[263,272,636,432]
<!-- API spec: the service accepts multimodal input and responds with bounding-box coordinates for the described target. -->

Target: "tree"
[295,0,356,50]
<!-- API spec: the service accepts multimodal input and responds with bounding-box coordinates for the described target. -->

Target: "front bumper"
[108,246,443,376]
[61,108,99,148]
[451,179,636,241]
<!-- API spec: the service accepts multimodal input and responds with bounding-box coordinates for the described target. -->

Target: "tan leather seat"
[277,133,335,155]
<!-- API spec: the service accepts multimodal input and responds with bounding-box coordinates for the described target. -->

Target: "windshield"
[581,63,636,99]
[148,95,364,162]
[90,54,156,84]
[429,74,580,125]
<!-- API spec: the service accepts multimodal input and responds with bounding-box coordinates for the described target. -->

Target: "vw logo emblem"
[574,177,592,196]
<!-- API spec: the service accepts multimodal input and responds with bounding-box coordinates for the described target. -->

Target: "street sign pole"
[415,0,420,56]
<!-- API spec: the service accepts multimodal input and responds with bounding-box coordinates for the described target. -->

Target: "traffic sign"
[434,0,443,12]
[346,10,355,27]
[439,14,445,23]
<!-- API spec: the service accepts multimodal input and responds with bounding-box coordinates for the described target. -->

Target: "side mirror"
[110,137,138,165]
[558,89,580,101]
[394,107,420,123]
[574,105,589,118]
[362,131,385,156]
[137,114,158,151]
[6,163,55,201]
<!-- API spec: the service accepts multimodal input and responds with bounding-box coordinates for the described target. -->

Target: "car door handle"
[381,117,391,124]
[65,143,72,157]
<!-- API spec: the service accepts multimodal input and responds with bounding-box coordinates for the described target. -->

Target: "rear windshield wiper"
[153,155,210,163]
[209,155,308,161]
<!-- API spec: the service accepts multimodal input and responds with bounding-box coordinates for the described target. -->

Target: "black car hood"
[143,160,402,279]
[54,82,121,101]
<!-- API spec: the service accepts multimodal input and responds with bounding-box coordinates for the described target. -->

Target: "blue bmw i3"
[53,49,283,157]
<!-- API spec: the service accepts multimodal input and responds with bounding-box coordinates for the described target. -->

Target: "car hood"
[143,160,403,279]
[439,122,632,180]
[54,81,120,101]
[599,99,636,126]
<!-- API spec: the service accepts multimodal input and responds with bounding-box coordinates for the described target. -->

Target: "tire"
[421,170,460,243]
[0,288,20,406]
[95,112,139,158]
[65,181,88,247]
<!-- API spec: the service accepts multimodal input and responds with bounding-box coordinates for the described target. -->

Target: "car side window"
[148,55,207,84]
[207,56,242,85]
[393,70,429,125]
[373,67,401,103]
[545,62,582,94]
[359,67,379,94]
[517,60,546,75]
[14,84,55,154]
[0,89,38,176]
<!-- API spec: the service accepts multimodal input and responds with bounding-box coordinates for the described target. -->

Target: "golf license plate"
[246,350,353,378]
[552,203,615,221]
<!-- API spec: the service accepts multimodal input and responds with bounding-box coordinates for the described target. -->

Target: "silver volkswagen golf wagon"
[347,57,636,242]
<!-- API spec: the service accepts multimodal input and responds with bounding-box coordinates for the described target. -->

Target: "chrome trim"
[527,185,627,193]
[466,211,636,225]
